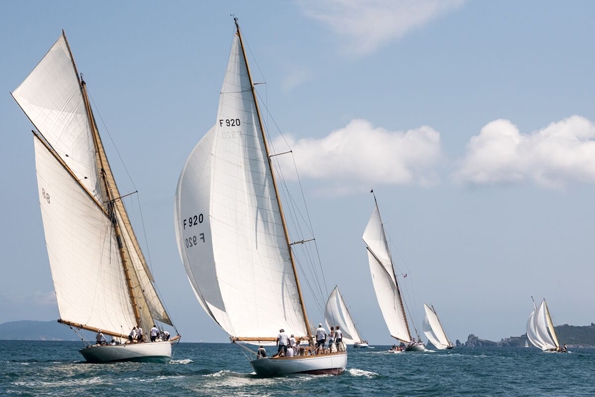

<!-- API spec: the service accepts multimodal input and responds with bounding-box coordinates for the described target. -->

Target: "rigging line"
[87,88,155,272]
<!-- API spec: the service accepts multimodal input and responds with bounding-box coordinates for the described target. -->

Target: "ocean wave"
[347,368,378,378]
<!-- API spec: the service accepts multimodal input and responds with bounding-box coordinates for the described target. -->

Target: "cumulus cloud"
[298,0,465,56]
[455,116,595,188]
[271,118,442,195]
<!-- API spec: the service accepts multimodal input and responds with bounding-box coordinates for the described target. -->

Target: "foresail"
[324,287,363,345]
[422,315,443,349]
[34,137,137,334]
[423,304,451,349]
[174,32,307,341]
[526,309,544,349]
[12,33,101,200]
[543,300,560,349]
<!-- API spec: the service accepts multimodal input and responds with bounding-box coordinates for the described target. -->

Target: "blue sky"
[2,0,595,345]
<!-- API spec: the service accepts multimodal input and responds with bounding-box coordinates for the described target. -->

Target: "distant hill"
[463,323,595,348]
[0,320,91,341]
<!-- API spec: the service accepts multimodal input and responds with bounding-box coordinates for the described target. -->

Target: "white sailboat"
[12,32,179,363]
[526,298,565,352]
[325,287,369,348]
[362,192,425,352]
[174,18,347,377]
[422,303,454,350]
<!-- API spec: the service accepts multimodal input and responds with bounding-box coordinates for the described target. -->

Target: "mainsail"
[422,303,453,350]
[526,299,559,351]
[362,200,412,343]
[174,23,309,343]
[324,287,364,345]
[12,32,173,339]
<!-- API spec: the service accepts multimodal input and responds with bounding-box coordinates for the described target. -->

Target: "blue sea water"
[1,340,594,396]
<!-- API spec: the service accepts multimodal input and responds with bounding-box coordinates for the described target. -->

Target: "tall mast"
[234,18,313,341]
[371,191,413,342]
[63,32,142,327]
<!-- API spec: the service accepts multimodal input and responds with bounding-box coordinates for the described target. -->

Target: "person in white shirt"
[277,328,289,356]
[334,325,343,351]
[128,326,137,343]
[96,330,107,345]
[315,323,326,354]
[150,325,159,342]
[286,345,294,357]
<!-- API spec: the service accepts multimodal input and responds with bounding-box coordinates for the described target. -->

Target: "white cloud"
[271,118,442,195]
[455,116,595,188]
[298,0,465,56]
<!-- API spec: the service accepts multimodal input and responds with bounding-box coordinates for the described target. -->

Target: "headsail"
[174,23,308,342]
[422,303,452,350]
[13,32,173,338]
[362,201,411,343]
[324,287,364,345]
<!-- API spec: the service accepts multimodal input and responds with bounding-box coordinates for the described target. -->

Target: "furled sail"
[174,30,308,342]
[324,287,364,345]
[362,203,411,343]
[13,32,173,338]
[422,303,452,350]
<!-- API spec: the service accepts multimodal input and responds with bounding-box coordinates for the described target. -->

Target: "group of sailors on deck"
[256,323,346,359]
[95,325,170,346]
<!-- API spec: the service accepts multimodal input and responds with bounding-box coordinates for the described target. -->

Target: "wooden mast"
[62,31,142,328]
[234,18,313,343]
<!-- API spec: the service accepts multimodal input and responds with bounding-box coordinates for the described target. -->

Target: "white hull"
[250,352,347,377]
[354,343,369,348]
[80,341,172,363]
[405,343,426,352]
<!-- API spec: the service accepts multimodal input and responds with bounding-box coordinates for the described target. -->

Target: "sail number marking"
[183,214,205,248]
[219,119,241,127]
[184,214,203,229]
[42,188,50,204]
[185,234,205,248]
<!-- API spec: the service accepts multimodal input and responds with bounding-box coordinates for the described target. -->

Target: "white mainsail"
[422,303,453,350]
[526,299,559,351]
[174,27,308,342]
[324,287,364,345]
[362,201,412,343]
[13,32,173,339]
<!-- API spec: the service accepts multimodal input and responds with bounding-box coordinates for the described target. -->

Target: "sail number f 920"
[183,214,205,248]
[219,118,241,127]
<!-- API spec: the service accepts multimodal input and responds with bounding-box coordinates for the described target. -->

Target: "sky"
[2,0,595,345]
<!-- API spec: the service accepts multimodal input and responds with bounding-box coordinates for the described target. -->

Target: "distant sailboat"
[174,18,347,376]
[526,298,565,352]
[422,304,454,350]
[325,287,369,348]
[362,191,425,352]
[11,31,179,363]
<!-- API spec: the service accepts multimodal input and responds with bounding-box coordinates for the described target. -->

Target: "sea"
[1,341,593,396]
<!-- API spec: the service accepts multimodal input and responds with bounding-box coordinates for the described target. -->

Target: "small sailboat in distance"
[325,286,369,348]
[362,190,425,352]
[422,304,454,350]
[174,18,347,376]
[11,31,179,362]
[526,298,566,352]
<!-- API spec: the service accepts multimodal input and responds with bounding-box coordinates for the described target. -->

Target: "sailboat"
[422,303,454,350]
[362,191,425,352]
[174,18,347,377]
[11,32,179,363]
[325,287,369,348]
[526,298,565,352]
